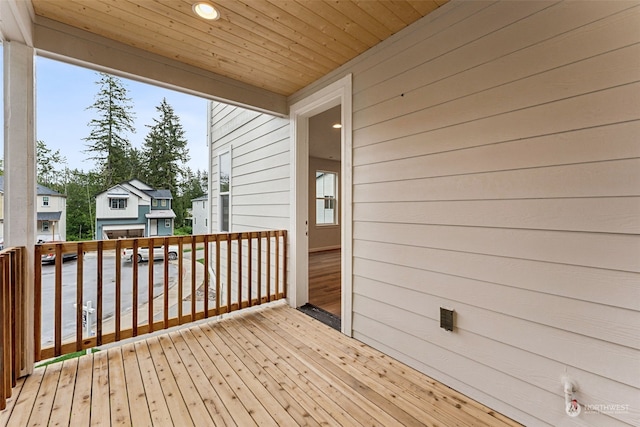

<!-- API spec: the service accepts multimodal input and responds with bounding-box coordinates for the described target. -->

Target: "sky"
[1,53,210,173]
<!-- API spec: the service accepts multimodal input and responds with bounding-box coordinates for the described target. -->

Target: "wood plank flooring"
[0,302,522,427]
[309,249,341,317]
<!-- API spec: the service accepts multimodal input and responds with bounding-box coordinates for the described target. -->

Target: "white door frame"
[289,74,353,336]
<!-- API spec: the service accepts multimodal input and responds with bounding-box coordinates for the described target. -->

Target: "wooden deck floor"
[0,303,521,427]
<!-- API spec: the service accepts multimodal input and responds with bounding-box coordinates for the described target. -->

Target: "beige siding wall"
[209,101,290,232]
[292,1,640,426]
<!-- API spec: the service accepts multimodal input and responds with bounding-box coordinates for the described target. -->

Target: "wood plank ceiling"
[30,0,448,97]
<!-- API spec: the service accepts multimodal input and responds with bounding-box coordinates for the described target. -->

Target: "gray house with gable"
[94,179,175,239]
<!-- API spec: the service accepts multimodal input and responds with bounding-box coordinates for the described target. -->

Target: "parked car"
[41,251,78,264]
[122,245,179,263]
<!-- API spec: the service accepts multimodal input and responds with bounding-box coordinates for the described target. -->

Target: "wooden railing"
[0,247,27,411]
[34,231,287,361]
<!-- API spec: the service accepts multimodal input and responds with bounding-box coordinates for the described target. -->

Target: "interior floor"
[308,249,341,318]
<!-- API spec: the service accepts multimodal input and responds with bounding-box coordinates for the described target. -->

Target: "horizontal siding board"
[354,80,640,148]
[353,239,640,312]
[353,197,640,234]
[355,43,640,133]
[232,204,289,218]
[353,221,640,273]
[354,120,640,169]
[233,151,290,177]
[353,292,639,426]
[354,159,640,202]
[232,164,289,186]
[228,120,289,155]
[233,134,289,168]
[353,1,556,95]
[233,215,289,231]
[233,178,290,196]
[353,261,640,370]
[232,192,290,206]
[354,3,639,116]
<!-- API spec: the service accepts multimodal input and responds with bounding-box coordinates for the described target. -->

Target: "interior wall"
[308,156,341,252]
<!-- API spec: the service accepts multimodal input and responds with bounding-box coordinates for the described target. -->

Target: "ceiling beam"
[33,16,288,117]
[0,0,35,45]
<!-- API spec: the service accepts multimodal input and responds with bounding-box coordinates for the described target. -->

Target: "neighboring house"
[190,194,208,235]
[0,176,67,243]
[94,179,175,239]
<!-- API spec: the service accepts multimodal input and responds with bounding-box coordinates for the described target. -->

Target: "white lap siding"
[291,1,640,426]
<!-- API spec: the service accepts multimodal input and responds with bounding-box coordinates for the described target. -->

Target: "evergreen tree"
[36,140,67,187]
[141,98,189,191]
[84,72,136,188]
[64,169,101,241]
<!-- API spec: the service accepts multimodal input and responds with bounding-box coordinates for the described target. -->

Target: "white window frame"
[110,198,127,209]
[218,149,231,232]
[164,218,171,228]
[42,196,49,207]
[315,170,338,226]
[42,221,49,232]
[161,199,167,207]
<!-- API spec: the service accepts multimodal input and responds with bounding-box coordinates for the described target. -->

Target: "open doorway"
[290,74,353,335]
[304,106,342,328]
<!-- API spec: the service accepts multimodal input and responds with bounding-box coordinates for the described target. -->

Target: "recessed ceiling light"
[193,2,220,20]
[332,123,342,129]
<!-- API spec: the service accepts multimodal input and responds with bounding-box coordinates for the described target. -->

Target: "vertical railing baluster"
[163,238,169,329]
[115,240,122,341]
[215,236,220,316]
[266,232,271,302]
[248,233,253,307]
[191,238,196,320]
[54,245,63,356]
[148,238,155,332]
[204,235,209,317]
[76,243,84,351]
[178,236,184,324]
[132,240,139,337]
[282,231,287,298]
[275,231,280,299]
[237,233,242,309]
[226,234,232,311]
[257,234,262,304]
[96,241,103,346]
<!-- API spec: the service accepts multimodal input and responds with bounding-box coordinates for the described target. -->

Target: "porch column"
[4,41,36,375]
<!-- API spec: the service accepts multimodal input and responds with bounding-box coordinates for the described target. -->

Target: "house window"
[110,198,127,209]
[316,171,338,225]
[152,199,158,207]
[42,196,49,207]
[161,199,167,207]
[165,219,171,228]
[219,150,231,232]
[42,221,49,232]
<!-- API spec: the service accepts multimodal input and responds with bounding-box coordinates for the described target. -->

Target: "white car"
[122,245,179,263]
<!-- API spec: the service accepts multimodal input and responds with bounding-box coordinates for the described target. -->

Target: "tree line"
[34,72,207,240]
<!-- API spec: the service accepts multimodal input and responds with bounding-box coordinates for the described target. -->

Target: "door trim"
[289,74,353,336]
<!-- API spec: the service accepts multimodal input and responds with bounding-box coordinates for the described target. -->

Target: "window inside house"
[161,199,167,207]
[110,198,127,209]
[42,196,49,207]
[42,221,49,232]
[165,219,171,228]
[316,171,337,225]
[219,150,231,232]
[152,199,158,207]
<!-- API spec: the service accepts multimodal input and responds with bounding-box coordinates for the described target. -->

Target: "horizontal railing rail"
[34,231,287,361]
[0,246,27,411]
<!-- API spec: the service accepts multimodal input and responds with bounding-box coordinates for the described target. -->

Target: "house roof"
[0,176,65,197]
[97,180,173,200]
[145,210,176,219]
[37,211,62,221]
[191,194,208,202]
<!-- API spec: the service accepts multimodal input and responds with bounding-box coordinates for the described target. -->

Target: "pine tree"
[141,98,189,191]
[36,140,67,187]
[84,72,136,188]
